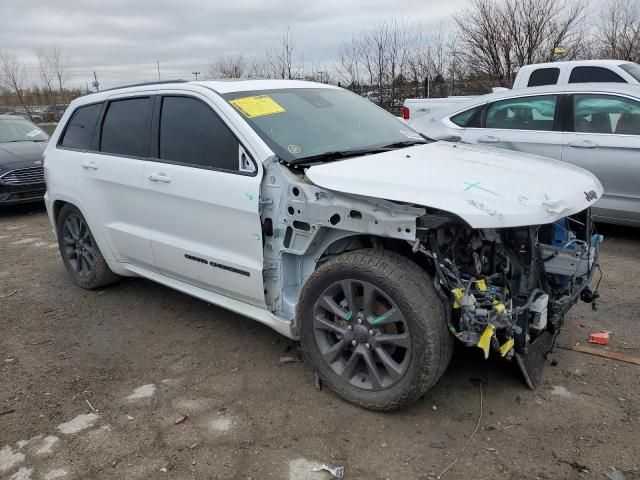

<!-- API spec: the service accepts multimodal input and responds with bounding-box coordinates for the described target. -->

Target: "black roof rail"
[100,79,189,93]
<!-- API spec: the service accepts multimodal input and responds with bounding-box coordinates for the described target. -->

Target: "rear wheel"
[56,204,119,289]
[298,249,453,411]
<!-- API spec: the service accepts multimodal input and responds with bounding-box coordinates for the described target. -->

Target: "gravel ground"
[1,203,638,480]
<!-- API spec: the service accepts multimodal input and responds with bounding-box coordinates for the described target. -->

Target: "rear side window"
[450,106,481,127]
[569,67,625,83]
[59,103,102,150]
[100,97,150,157]
[486,95,557,131]
[158,96,240,171]
[527,68,560,87]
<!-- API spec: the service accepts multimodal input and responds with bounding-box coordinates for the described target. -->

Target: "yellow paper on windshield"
[230,95,286,118]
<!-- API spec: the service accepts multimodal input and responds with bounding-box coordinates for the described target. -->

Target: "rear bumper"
[0,182,46,205]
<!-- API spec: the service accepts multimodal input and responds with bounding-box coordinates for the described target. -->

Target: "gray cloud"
[1,0,467,88]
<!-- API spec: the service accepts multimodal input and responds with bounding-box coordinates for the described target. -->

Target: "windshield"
[619,62,640,82]
[222,88,426,163]
[0,117,48,143]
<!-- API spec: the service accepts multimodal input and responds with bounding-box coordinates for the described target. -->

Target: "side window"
[159,96,240,171]
[59,103,102,150]
[486,95,557,131]
[569,67,625,83]
[450,106,481,127]
[527,68,560,87]
[100,97,150,157]
[573,94,640,135]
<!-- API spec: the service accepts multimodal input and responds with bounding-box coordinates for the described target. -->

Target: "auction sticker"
[288,144,301,154]
[230,95,286,118]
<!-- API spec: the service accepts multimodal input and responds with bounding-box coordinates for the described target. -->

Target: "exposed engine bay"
[417,210,602,387]
[260,157,602,389]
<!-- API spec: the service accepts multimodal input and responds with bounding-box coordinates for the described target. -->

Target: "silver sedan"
[409,83,640,226]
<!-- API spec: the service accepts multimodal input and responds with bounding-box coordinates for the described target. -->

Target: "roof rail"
[100,79,189,92]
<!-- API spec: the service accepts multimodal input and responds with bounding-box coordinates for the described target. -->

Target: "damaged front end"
[418,209,602,388]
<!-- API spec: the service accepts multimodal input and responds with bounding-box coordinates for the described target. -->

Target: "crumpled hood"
[305,141,603,228]
[0,141,47,171]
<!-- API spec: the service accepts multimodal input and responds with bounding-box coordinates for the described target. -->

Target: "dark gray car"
[0,115,48,205]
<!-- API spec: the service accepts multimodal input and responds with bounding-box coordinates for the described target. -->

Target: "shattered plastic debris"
[174,415,188,425]
[588,331,609,345]
[606,469,626,480]
[311,464,345,478]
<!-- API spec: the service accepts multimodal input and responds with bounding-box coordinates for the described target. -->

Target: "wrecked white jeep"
[44,80,603,410]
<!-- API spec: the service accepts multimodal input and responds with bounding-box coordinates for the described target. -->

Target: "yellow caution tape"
[475,279,487,292]
[452,288,464,309]
[499,338,515,357]
[477,325,495,359]
[229,95,286,118]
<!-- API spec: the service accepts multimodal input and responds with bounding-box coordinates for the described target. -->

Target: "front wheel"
[298,249,453,411]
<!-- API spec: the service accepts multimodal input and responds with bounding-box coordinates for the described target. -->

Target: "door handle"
[568,139,598,149]
[148,173,171,183]
[477,135,499,144]
[81,160,98,170]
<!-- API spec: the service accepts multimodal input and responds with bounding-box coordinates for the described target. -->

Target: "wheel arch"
[50,197,117,264]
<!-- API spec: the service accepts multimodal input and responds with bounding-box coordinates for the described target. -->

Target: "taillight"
[402,106,410,120]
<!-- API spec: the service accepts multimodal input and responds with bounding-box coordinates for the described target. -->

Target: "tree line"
[2,0,640,120]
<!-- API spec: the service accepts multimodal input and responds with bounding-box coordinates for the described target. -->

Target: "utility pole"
[85,81,90,94]
[317,70,327,83]
[192,71,200,80]
[92,71,100,92]
[157,61,161,81]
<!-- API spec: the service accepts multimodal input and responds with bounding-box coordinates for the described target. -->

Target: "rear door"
[144,92,265,306]
[562,93,640,222]
[71,94,155,267]
[462,94,564,160]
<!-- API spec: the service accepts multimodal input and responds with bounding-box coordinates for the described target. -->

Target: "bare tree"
[206,53,246,79]
[455,0,587,87]
[0,49,33,119]
[596,0,640,62]
[35,46,56,103]
[265,27,297,79]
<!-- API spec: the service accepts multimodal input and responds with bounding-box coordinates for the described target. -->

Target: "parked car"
[409,83,640,226]
[403,59,640,121]
[0,114,48,205]
[44,80,602,410]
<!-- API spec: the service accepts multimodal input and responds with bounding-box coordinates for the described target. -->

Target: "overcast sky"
[1,0,468,89]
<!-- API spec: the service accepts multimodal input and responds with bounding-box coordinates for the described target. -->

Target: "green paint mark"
[372,314,387,325]
[246,193,254,201]
[345,311,352,321]
[253,233,261,241]
[463,182,501,197]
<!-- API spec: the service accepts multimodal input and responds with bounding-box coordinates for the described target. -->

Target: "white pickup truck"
[403,59,640,121]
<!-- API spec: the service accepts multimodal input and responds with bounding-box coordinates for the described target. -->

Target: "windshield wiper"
[291,140,429,166]
[380,140,427,148]
[292,147,390,165]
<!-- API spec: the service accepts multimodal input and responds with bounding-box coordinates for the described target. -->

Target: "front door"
[463,94,564,160]
[144,93,265,306]
[562,93,640,223]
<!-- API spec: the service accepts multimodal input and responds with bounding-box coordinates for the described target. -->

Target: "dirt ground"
[1,203,638,480]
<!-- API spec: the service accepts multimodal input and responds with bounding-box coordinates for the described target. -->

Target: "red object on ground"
[588,332,609,345]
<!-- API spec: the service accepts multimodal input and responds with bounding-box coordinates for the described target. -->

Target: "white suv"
[44,80,603,410]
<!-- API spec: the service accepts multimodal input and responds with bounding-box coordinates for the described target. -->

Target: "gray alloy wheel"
[62,213,96,278]
[56,204,120,289]
[298,249,453,411]
[312,279,411,391]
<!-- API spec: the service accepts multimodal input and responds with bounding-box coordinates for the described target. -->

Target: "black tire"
[298,248,453,411]
[56,204,119,289]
